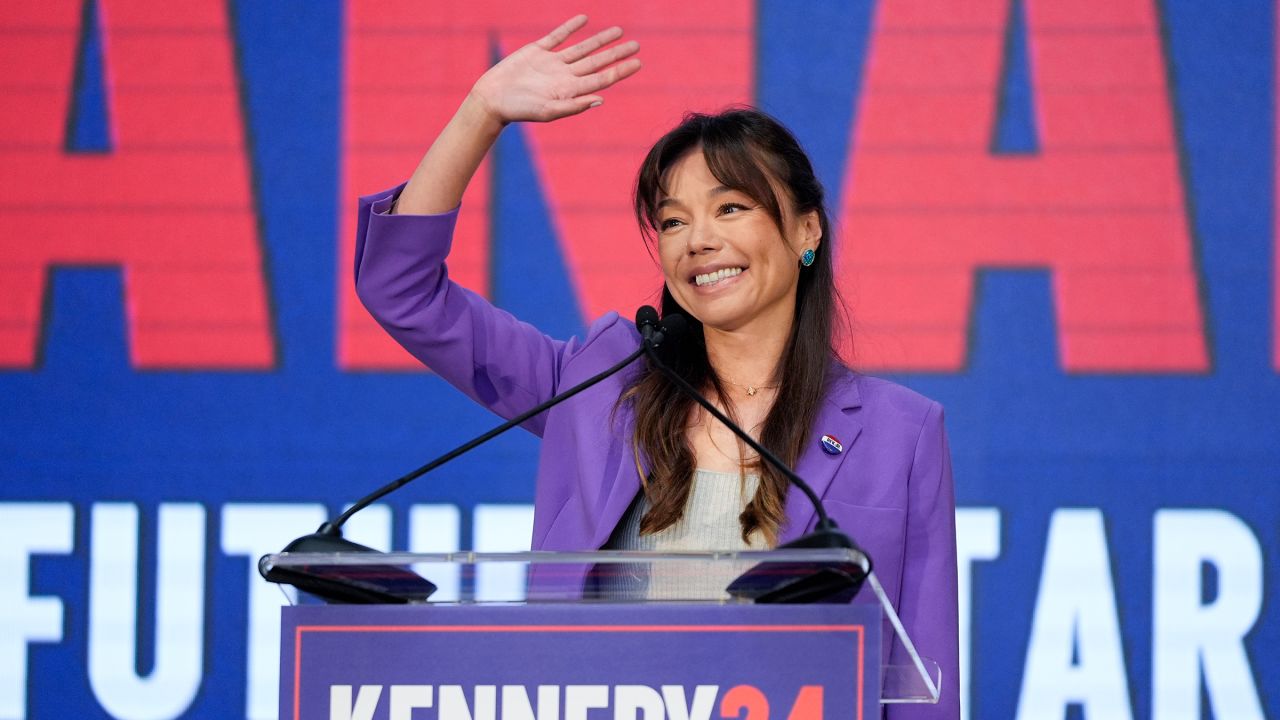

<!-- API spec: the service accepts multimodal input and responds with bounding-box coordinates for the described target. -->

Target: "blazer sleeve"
[352,184,570,436]
[889,401,960,720]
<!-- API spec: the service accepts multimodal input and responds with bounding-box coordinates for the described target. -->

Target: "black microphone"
[634,305,665,344]
[260,310,663,603]
[636,308,872,603]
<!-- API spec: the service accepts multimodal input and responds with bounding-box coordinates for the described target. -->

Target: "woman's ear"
[800,209,822,250]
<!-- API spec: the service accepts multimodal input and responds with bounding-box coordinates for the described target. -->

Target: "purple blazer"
[354,186,960,719]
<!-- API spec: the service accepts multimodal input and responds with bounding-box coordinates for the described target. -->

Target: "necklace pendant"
[746,386,758,396]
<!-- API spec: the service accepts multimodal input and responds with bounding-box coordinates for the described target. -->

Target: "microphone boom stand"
[260,345,648,603]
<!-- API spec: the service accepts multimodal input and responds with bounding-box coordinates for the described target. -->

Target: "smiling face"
[656,149,821,335]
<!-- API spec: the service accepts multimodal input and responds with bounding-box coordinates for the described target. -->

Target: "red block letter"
[719,685,769,720]
[840,0,1207,372]
[338,0,753,369]
[0,1,274,368]
[785,685,824,720]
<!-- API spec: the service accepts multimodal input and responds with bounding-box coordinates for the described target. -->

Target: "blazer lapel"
[780,371,863,543]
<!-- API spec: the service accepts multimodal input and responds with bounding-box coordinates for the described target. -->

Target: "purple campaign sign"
[280,603,880,720]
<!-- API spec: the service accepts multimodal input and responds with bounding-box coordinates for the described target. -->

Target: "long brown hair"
[626,107,844,546]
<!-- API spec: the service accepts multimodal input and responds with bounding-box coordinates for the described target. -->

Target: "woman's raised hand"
[469,15,642,124]
[396,16,637,214]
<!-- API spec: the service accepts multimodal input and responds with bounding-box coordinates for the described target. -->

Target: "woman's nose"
[687,220,723,254]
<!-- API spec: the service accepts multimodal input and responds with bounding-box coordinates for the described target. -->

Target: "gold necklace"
[720,375,779,397]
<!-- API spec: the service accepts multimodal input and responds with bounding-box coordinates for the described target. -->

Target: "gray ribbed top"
[602,469,765,600]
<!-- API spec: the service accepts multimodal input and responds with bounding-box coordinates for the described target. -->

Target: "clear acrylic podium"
[261,548,941,710]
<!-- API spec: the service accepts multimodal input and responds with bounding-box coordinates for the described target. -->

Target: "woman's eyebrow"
[657,185,735,210]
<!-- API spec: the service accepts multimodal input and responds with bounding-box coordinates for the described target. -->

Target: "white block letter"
[1153,509,1265,720]
[474,505,534,602]
[565,685,610,720]
[409,504,461,602]
[390,685,433,720]
[1015,509,1132,720]
[501,685,560,720]
[615,685,663,720]
[0,503,74,720]
[221,503,327,719]
[331,684,383,720]
[88,503,206,720]
[956,508,1000,720]
[342,503,392,552]
[439,684,495,720]
[661,686,718,720]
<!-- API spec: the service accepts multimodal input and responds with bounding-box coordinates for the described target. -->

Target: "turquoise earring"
[800,248,816,267]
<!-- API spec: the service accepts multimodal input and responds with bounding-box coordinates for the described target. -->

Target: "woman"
[354,16,958,718]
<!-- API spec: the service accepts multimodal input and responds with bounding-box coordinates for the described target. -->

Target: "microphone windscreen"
[659,313,689,343]
[634,305,660,331]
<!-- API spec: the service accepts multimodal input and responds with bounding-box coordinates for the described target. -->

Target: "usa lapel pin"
[820,434,843,455]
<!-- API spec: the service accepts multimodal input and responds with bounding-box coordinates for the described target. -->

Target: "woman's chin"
[690,309,752,334]
[682,299,797,338]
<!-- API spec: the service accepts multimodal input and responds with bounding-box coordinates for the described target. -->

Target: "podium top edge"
[263,547,870,567]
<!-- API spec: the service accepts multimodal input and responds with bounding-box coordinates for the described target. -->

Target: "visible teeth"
[695,267,743,287]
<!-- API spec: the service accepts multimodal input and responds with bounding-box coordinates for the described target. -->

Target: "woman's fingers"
[534,14,589,50]
[506,17,641,122]
[543,94,605,119]
[576,57,643,95]
[559,25,623,63]
[569,39,640,76]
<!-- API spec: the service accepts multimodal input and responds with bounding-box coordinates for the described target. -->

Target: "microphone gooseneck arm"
[263,312,662,602]
[322,343,645,535]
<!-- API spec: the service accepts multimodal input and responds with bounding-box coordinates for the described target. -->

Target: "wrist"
[462,89,509,136]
